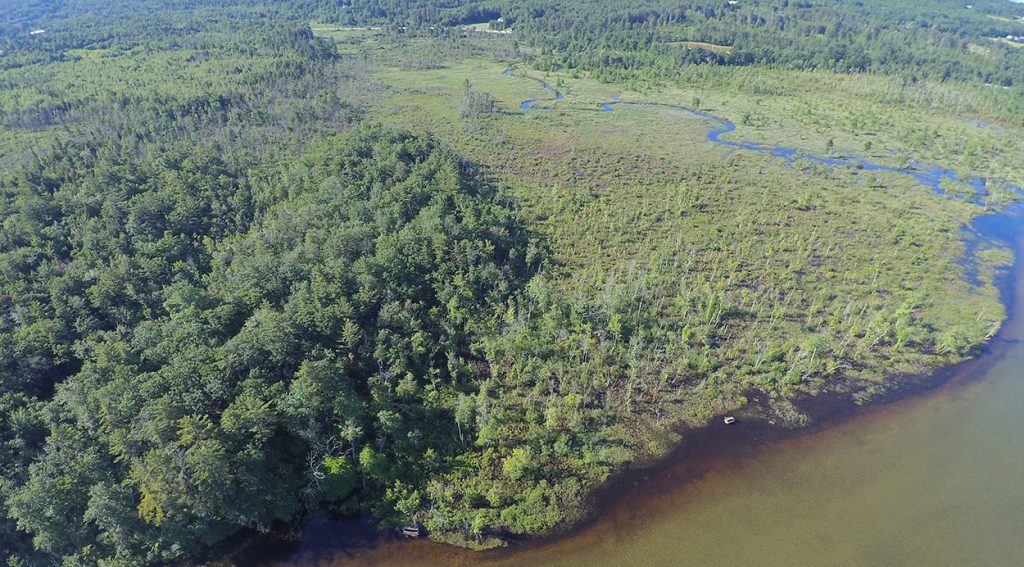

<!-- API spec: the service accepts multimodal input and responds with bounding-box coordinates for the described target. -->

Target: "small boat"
[723,416,736,425]
[401,523,421,538]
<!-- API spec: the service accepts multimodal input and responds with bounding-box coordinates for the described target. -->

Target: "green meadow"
[338,30,1016,399]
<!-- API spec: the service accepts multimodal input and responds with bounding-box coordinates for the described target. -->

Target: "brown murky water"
[269,206,1024,566]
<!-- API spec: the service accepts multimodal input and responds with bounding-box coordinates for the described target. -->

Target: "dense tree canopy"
[3,123,536,564]
[309,0,1024,87]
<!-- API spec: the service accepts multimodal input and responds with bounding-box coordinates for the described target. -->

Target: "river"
[264,75,1024,567]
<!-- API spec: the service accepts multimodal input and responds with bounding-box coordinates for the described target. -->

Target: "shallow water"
[520,80,563,110]
[266,76,1024,567]
[614,104,1011,204]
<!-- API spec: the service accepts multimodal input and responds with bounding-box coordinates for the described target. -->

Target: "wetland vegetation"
[1,1,1022,564]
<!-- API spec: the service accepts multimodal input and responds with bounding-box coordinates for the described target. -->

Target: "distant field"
[667,40,733,53]
[310,22,383,52]
[64,47,117,59]
[309,23,381,33]
[986,14,1024,24]
[993,37,1024,48]
[464,22,511,33]
[967,42,991,55]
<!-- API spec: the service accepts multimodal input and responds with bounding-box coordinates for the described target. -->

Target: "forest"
[1,0,1023,565]
[313,0,1024,86]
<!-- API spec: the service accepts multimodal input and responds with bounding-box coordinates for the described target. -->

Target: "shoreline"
[254,323,1017,566]
[483,198,1024,562]
[253,199,1023,566]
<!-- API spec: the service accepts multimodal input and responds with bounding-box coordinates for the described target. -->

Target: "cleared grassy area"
[310,23,382,35]
[310,22,384,52]
[986,14,1024,24]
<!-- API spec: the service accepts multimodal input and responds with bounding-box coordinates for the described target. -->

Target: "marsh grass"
[304,27,1019,543]
[359,41,1015,394]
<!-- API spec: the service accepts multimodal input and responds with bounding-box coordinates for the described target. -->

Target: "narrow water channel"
[266,78,1024,567]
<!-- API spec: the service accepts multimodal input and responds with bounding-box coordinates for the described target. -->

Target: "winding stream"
[267,71,1024,566]
[606,103,1019,209]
